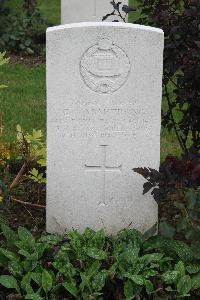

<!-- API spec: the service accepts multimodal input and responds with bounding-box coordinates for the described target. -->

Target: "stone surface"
[46,22,164,234]
[61,0,128,24]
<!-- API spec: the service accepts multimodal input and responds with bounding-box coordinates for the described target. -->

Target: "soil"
[9,54,45,66]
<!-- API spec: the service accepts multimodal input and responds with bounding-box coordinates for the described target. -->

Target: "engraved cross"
[85,145,122,206]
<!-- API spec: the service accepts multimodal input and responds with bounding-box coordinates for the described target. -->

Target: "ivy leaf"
[42,269,52,294]
[0,275,20,293]
[177,275,191,295]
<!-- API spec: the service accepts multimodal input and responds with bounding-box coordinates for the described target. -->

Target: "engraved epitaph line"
[85,145,122,206]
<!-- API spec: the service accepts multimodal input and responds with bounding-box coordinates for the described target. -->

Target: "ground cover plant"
[0,225,200,299]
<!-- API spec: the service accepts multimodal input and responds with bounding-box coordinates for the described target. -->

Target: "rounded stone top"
[47,22,164,35]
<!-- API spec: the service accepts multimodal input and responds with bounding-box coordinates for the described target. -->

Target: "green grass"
[7,0,60,25]
[0,63,46,142]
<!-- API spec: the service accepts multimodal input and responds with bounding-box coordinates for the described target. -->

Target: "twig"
[9,162,27,191]
[11,197,46,209]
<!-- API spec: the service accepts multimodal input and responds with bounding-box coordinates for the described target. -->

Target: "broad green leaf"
[1,223,17,244]
[175,261,185,277]
[126,274,145,285]
[141,253,163,264]
[142,269,157,278]
[124,280,133,299]
[177,275,191,295]
[145,280,154,294]
[92,271,107,291]
[86,247,107,260]
[162,270,179,284]
[42,269,53,293]
[18,227,35,248]
[8,260,23,277]
[63,282,78,297]
[21,273,34,294]
[0,248,18,261]
[31,272,42,286]
[0,275,20,293]
[191,273,200,290]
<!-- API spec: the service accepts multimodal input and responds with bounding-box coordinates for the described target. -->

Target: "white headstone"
[47,22,164,234]
[61,0,128,24]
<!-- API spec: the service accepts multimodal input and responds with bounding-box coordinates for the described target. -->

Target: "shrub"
[106,0,200,153]
[0,1,48,55]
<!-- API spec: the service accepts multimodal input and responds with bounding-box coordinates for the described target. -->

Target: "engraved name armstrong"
[50,105,152,138]
[80,38,131,94]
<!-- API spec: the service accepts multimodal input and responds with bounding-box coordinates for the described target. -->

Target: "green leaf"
[8,260,23,277]
[175,261,185,277]
[42,269,53,294]
[177,275,191,295]
[0,275,20,293]
[124,280,133,299]
[191,273,200,290]
[86,247,107,260]
[143,223,157,240]
[159,221,175,239]
[63,282,78,297]
[0,248,18,261]
[92,271,107,291]
[21,273,35,294]
[126,274,145,286]
[18,227,35,248]
[25,295,43,300]
[31,273,42,286]
[162,270,179,284]
[1,223,17,245]
[186,265,200,274]
[145,280,154,294]
[141,253,163,265]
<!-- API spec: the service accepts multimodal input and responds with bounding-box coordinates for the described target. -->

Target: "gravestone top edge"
[47,22,164,35]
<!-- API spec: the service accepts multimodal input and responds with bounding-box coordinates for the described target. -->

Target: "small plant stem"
[11,197,46,209]
[164,83,187,154]
[9,162,27,191]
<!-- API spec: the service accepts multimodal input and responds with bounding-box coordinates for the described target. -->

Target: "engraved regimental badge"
[80,38,130,94]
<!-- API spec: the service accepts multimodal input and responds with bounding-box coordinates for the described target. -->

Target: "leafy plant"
[0,1,48,55]
[0,125,46,208]
[106,0,200,153]
[0,224,199,299]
